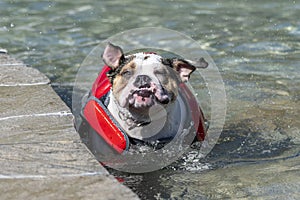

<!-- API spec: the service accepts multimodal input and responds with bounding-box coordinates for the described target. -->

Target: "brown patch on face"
[166,73,179,102]
[111,60,136,101]
[157,66,180,102]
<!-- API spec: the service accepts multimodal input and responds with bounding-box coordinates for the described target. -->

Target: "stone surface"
[0,65,49,86]
[0,141,103,176]
[0,85,70,119]
[0,53,23,65]
[0,53,139,199]
[0,114,77,144]
[0,175,137,200]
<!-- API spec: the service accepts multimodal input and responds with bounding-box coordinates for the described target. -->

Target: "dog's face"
[102,43,208,111]
[110,53,179,109]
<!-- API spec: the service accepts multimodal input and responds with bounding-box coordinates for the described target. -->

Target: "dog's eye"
[154,69,166,75]
[155,69,168,82]
[121,70,132,78]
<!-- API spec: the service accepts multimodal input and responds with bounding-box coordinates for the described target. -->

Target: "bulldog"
[102,43,208,144]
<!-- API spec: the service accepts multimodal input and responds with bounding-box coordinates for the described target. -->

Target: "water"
[1,0,299,199]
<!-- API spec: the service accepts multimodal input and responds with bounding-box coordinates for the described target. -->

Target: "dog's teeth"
[129,98,135,105]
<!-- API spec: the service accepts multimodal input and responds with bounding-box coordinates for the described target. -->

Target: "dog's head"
[102,43,208,111]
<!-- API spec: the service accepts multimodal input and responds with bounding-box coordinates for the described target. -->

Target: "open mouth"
[128,87,170,108]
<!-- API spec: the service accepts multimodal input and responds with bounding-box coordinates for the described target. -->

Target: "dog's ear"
[102,42,124,70]
[165,57,208,82]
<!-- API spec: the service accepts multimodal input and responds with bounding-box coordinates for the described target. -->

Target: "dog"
[102,43,208,144]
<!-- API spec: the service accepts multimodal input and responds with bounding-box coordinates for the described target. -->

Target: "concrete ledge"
[0,175,138,200]
[0,65,49,86]
[0,114,76,144]
[0,52,139,199]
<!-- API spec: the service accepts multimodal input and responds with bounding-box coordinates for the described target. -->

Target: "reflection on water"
[1,0,299,199]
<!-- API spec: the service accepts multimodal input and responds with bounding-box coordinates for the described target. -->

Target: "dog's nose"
[134,75,151,88]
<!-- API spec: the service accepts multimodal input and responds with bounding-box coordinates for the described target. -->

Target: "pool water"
[1,0,299,199]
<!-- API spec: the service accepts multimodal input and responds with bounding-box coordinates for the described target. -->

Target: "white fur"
[107,53,186,141]
[108,92,182,141]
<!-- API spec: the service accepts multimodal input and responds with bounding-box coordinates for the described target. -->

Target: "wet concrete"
[0,52,139,199]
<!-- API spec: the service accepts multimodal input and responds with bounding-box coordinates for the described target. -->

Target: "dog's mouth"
[128,85,170,108]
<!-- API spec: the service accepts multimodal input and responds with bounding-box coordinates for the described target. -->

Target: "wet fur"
[111,58,179,106]
[102,43,208,141]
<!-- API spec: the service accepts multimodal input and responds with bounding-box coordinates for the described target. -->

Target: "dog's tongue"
[133,93,153,106]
